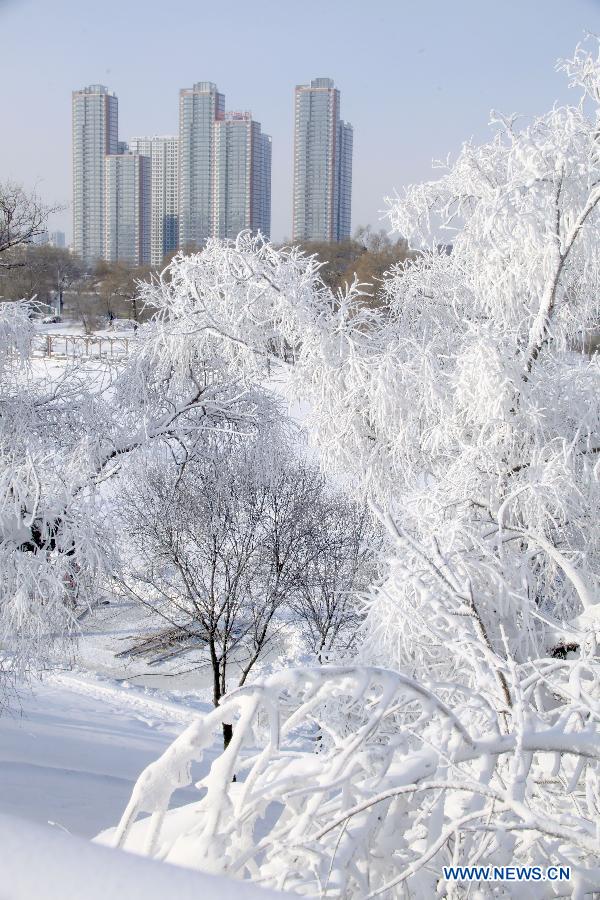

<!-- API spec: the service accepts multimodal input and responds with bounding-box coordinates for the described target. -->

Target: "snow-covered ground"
[0,599,301,898]
[0,814,288,900]
[0,599,220,840]
[33,318,138,338]
[0,667,212,838]
[0,510,307,847]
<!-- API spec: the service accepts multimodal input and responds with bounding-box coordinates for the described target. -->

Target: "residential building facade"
[129,135,179,266]
[257,133,272,239]
[212,113,271,240]
[336,121,353,241]
[104,153,151,266]
[72,84,118,265]
[178,81,225,249]
[292,77,353,242]
[73,79,272,263]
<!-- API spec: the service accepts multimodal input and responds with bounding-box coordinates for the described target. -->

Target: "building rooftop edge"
[73,84,116,96]
[129,135,179,141]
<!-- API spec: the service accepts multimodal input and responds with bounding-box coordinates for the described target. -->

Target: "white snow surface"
[0,813,288,899]
[0,602,302,896]
[0,669,211,838]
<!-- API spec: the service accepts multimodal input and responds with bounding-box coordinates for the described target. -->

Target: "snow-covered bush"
[110,648,600,896]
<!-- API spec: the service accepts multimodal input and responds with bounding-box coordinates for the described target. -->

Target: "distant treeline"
[291,226,417,306]
[0,226,415,330]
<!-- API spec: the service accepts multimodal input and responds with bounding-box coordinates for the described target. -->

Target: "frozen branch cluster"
[111,655,600,897]
[0,303,104,691]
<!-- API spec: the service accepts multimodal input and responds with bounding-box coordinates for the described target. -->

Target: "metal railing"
[33,333,132,359]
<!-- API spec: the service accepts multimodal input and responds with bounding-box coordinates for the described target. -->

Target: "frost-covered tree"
[112,40,600,897]
[0,291,281,703]
[352,41,600,672]
[116,437,375,730]
[290,499,377,663]
[116,441,326,735]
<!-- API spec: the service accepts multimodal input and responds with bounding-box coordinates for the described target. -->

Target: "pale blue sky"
[1,0,599,243]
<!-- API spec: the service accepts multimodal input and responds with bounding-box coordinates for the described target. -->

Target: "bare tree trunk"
[222,722,233,750]
[209,639,234,755]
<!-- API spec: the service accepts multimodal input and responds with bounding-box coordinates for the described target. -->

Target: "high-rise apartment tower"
[178,82,224,249]
[72,84,118,265]
[104,153,151,266]
[129,136,179,266]
[213,112,271,241]
[292,77,353,243]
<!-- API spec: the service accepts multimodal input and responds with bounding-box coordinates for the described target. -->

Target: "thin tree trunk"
[222,722,233,750]
[209,639,234,757]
